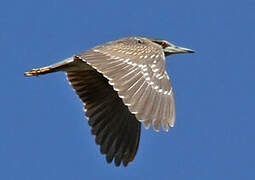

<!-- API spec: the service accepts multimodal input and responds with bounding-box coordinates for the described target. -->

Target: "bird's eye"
[161,42,167,48]
[137,39,143,44]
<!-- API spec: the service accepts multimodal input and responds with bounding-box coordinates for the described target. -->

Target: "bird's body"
[25,37,194,166]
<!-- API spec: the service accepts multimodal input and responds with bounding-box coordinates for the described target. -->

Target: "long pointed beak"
[164,46,195,54]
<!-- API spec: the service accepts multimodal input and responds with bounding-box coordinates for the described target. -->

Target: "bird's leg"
[24,56,94,77]
[24,66,52,76]
[24,57,76,77]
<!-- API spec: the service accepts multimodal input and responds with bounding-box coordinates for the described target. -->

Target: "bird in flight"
[25,37,194,167]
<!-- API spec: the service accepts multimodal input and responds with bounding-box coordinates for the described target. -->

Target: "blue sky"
[1,0,255,179]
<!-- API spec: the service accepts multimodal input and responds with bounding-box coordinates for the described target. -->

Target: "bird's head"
[144,38,195,56]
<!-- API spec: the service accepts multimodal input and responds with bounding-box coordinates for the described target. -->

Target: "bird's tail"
[24,57,75,77]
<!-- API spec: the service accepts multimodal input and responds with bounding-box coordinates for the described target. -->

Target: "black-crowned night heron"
[25,37,194,167]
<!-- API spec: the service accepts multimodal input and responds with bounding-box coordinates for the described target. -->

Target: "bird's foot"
[24,67,51,76]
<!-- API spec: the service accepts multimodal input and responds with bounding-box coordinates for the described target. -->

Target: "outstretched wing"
[76,37,175,131]
[67,70,141,167]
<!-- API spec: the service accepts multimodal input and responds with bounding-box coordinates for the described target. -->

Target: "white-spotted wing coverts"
[76,37,176,131]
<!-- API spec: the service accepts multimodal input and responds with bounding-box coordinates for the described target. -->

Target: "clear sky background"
[1,0,255,179]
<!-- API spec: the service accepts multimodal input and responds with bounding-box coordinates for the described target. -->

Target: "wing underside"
[67,70,141,166]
